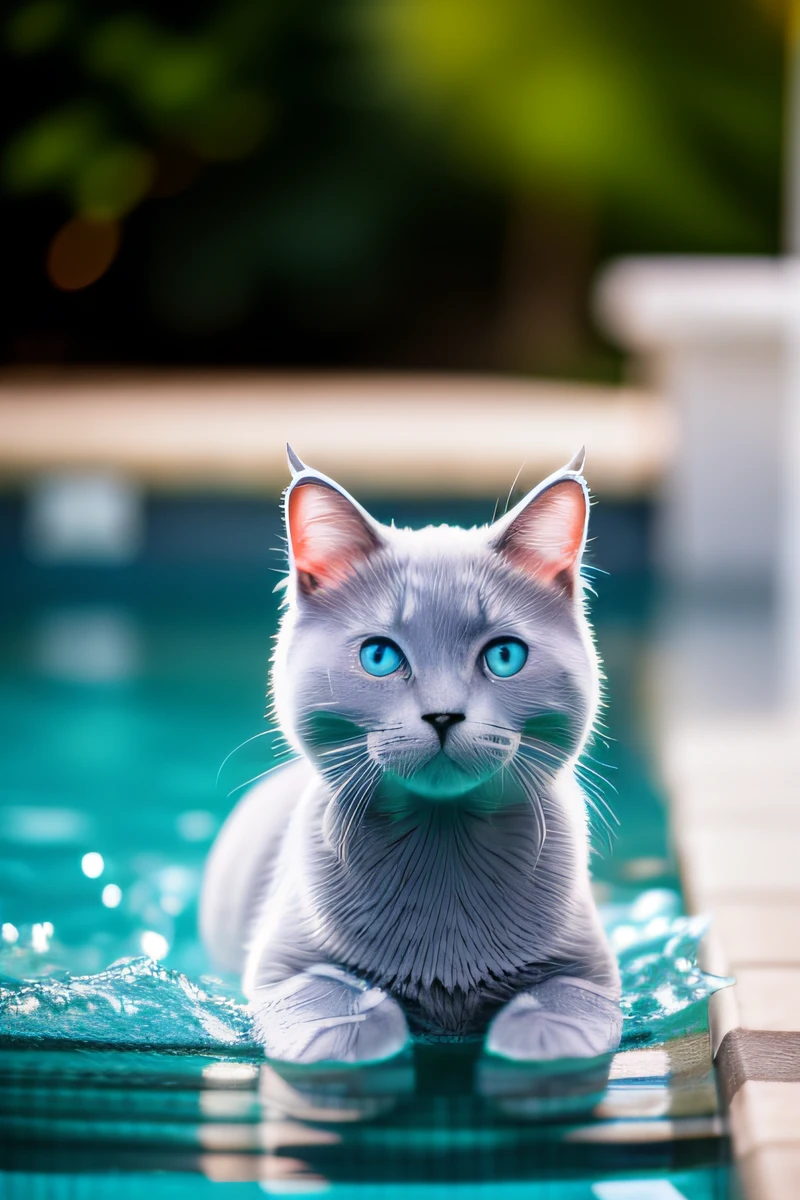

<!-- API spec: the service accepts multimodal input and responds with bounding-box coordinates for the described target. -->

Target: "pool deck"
[0,369,669,497]
[663,714,800,1200]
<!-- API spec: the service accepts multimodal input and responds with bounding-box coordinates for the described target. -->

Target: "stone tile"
[729,969,800,1033]
[664,716,800,780]
[679,830,800,903]
[715,1030,800,1106]
[709,970,800,1057]
[711,902,800,968]
[663,715,800,1194]
[672,772,800,826]
[738,1146,800,1200]
[729,1081,800,1158]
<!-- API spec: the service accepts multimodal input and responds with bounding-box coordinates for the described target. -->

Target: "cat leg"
[251,964,410,1065]
[200,759,313,974]
[485,976,622,1062]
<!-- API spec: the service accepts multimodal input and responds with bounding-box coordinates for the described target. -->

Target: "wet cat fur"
[200,449,622,1064]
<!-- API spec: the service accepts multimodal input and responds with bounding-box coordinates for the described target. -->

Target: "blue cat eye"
[483,638,528,679]
[360,638,406,678]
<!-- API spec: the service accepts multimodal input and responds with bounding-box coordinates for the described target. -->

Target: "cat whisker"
[575,758,619,796]
[225,755,295,800]
[317,740,369,759]
[574,772,619,820]
[505,756,547,870]
[582,799,617,854]
[516,735,618,847]
[503,461,527,515]
[330,755,381,860]
[574,763,619,817]
[216,728,289,786]
[518,738,568,771]
[342,766,380,857]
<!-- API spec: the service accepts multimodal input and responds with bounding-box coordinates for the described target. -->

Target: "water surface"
[0,557,732,1193]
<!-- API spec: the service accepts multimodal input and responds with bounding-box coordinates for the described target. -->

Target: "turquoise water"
[0,559,732,1194]
[0,891,725,1051]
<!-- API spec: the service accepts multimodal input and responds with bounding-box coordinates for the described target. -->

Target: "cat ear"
[489,452,589,597]
[565,445,586,474]
[285,465,384,596]
[286,443,306,477]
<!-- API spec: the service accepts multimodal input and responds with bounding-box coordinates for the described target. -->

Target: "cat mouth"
[395,750,482,800]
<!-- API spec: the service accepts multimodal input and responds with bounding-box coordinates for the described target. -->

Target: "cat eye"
[482,637,528,679]
[359,637,407,678]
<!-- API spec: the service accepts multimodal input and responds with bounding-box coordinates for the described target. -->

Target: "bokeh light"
[140,930,169,960]
[101,883,122,908]
[31,921,54,953]
[46,216,119,291]
[201,1062,258,1084]
[81,851,104,878]
[176,810,217,842]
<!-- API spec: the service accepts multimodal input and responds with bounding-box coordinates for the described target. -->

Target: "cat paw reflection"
[476,1048,614,1119]
[259,1053,414,1123]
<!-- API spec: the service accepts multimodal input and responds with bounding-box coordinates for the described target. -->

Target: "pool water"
[0,512,733,1196]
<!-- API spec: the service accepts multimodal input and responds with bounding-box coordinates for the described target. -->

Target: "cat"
[200,446,622,1065]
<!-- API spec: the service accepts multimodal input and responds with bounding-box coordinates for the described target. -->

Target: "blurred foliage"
[0,0,787,370]
[4,3,275,218]
[363,0,784,242]
[6,0,73,54]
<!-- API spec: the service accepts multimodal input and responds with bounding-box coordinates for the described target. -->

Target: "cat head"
[272,448,598,827]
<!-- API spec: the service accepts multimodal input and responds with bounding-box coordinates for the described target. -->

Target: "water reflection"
[0,1039,729,1189]
[258,1043,616,1127]
[477,1049,614,1118]
[261,1054,415,1124]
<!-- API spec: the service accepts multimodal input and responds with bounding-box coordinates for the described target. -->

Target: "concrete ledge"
[718,1036,800,1108]
[0,370,670,497]
[596,256,799,347]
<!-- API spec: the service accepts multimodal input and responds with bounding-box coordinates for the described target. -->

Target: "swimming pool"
[0,494,732,1196]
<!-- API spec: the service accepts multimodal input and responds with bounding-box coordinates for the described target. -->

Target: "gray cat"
[201,447,621,1064]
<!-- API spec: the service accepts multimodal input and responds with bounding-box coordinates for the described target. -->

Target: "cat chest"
[317,866,550,998]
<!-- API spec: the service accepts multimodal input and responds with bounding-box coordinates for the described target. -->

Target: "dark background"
[1,0,787,376]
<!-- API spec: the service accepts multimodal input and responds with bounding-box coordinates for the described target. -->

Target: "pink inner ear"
[288,482,378,590]
[501,480,586,590]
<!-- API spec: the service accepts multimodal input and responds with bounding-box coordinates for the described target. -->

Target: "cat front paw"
[252,964,410,1065]
[486,976,622,1062]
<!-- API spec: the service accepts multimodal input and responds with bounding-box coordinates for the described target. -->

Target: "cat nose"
[422,712,466,745]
